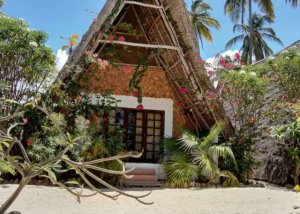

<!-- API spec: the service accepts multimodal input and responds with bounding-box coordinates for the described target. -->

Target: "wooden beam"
[124,1,163,9]
[98,40,180,51]
[147,14,162,32]
[93,4,129,54]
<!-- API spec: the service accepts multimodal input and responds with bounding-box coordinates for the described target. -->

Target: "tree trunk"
[0,177,30,214]
[248,0,253,65]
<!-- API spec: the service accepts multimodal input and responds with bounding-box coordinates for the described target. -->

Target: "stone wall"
[251,80,295,184]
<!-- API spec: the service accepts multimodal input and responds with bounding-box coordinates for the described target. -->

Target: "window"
[109,108,164,162]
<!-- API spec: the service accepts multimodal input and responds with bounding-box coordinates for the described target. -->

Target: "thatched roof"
[58,0,230,133]
[255,39,300,65]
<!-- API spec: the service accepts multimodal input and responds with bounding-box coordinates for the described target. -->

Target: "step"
[125,175,157,181]
[128,169,156,175]
[121,180,163,187]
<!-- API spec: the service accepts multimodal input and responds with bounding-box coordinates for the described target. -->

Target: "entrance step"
[121,168,162,187]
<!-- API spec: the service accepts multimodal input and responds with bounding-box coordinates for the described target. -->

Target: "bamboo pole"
[98,40,181,51]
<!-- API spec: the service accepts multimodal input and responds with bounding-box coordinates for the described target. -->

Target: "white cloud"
[56,49,68,71]
[206,49,240,64]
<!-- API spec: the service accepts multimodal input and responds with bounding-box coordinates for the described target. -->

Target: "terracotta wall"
[82,65,188,137]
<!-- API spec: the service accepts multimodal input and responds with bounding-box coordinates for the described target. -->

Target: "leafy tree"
[189,0,220,46]
[0,15,56,101]
[0,0,3,8]
[0,99,152,213]
[224,0,275,64]
[225,13,283,62]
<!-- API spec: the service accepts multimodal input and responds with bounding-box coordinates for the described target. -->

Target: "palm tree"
[286,0,298,6]
[225,13,283,63]
[190,0,220,47]
[224,0,275,64]
[224,0,247,24]
[164,122,238,188]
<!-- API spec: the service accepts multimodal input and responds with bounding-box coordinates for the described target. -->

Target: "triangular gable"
[58,0,231,134]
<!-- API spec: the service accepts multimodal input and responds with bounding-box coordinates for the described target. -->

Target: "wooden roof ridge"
[57,0,231,134]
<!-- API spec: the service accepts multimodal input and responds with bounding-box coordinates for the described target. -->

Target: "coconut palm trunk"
[248,0,253,64]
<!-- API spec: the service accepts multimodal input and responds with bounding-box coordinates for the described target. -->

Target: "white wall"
[90,94,173,180]
[91,94,174,138]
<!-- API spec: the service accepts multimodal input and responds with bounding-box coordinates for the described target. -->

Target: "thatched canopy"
[58,0,230,134]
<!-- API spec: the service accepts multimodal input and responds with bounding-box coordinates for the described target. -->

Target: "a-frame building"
[58,0,229,183]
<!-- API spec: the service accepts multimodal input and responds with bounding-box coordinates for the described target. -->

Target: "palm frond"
[179,129,199,152]
[164,153,198,188]
[194,152,217,180]
[254,0,275,20]
[233,23,248,33]
[200,121,225,149]
[225,34,245,49]
[286,0,298,7]
[261,33,283,46]
[207,145,236,163]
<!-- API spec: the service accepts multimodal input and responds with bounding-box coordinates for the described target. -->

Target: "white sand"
[1,185,300,214]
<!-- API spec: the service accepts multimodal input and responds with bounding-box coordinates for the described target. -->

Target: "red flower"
[206,92,218,99]
[27,139,33,146]
[218,82,224,88]
[92,53,98,58]
[136,104,144,110]
[207,70,215,76]
[176,102,185,107]
[118,36,126,42]
[133,91,139,97]
[219,59,227,67]
[197,59,206,64]
[228,63,235,69]
[85,119,91,125]
[108,35,114,42]
[102,116,108,123]
[179,86,188,94]
[22,118,28,125]
[247,117,254,124]
[238,139,243,145]
[123,65,132,74]
[222,88,228,94]
[234,53,240,61]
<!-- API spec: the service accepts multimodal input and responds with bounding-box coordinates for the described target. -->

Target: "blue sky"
[2,0,300,59]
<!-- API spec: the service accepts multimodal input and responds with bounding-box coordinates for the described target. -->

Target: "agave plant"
[164,122,238,188]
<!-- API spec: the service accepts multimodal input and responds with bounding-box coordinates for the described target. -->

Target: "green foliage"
[270,112,300,185]
[225,13,283,63]
[0,15,56,101]
[129,57,149,104]
[163,122,238,188]
[218,66,267,137]
[189,0,220,46]
[255,50,300,99]
[209,55,267,182]
[164,153,198,188]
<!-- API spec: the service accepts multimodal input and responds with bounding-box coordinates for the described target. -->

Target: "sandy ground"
[1,185,300,214]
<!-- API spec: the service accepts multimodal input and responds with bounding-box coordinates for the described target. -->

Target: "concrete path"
[1,185,300,214]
